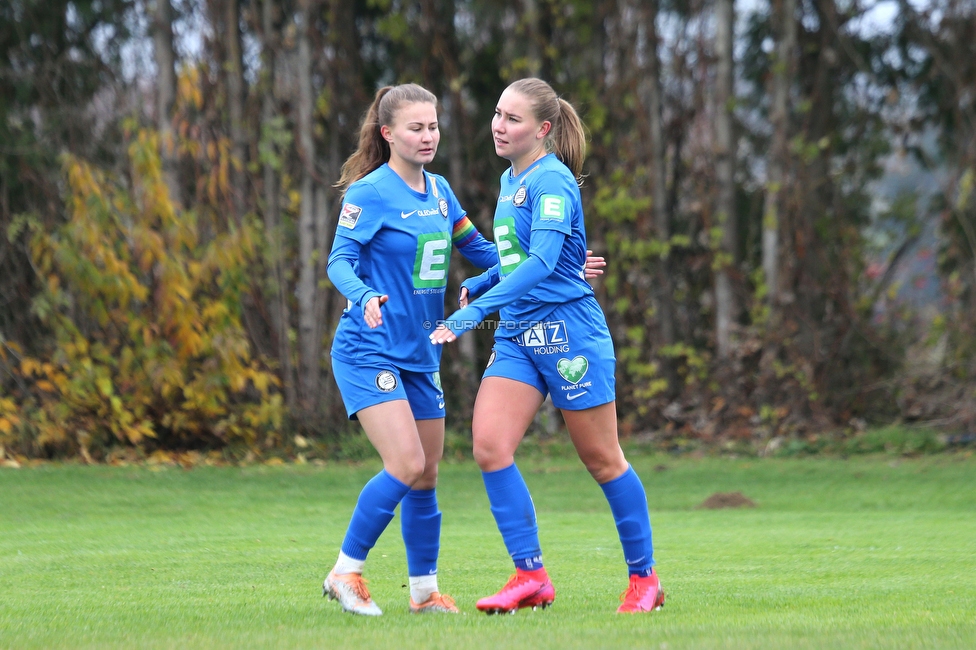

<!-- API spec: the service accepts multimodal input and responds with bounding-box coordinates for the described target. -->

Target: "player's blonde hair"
[506,78,586,184]
[336,83,438,192]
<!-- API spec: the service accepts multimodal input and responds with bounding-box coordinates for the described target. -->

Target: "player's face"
[491,89,550,165]
[383,101,439,168]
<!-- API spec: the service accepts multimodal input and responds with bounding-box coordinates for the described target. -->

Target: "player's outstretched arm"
[459,265,500,306]
[431,234,564,344]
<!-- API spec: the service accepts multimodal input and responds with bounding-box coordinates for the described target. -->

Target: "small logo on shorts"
[556,356,588,384]
[375,370,398,392]
[432,371,442,391]
[513,186,527,206]
[486,349,497,368]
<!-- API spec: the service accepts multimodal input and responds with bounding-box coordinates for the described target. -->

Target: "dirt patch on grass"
[697,491,757,509]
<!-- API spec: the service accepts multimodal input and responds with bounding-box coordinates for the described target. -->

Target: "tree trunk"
[714,0,737,359]
[522,0,543,78]
[296,0,321,411]
[641,0,677,394]
[224,0,246,222]
[150,0,180,207]
[260,0,295,409]
[763,0,796,312]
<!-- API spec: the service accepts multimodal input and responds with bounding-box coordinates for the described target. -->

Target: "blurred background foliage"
[1,0,974,462]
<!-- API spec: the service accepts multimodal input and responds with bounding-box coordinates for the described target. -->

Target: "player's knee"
[387,453,426,486]
[579,449,627,484]
[473,439,511,471]
[472,444,492,470]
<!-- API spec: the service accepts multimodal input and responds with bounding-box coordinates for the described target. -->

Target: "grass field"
[1,453,974,649]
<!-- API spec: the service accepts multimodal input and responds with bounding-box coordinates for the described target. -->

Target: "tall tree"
[222,0,247,222]
[641,0,677,394]
[762,0,796,312]
[714,0,737,358]
[150,0,181,206]
[258,0,295,408]
[295,0,322,411]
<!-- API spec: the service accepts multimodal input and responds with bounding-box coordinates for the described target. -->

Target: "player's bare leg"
[473,378,555,613]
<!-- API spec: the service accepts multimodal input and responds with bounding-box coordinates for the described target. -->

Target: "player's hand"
[458,286,470,308]
[584,249,606,279]
[429,324,457,345]
[363,295,389,329]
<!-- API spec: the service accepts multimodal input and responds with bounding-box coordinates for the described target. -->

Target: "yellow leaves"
[174,283,192,302]
[0,397,21,436]
[202,301,229,324]
[958,168,974,211]
[248,367,274,394]
[288,190,302,214]
[10,124,284,461]
[177,65,203,111]
[20,358,40,377]
[95,376,113,398]
[176,327,204,359]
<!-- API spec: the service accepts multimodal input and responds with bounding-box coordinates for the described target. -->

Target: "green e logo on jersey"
[540,195,566,222]
[493,217,528,276]
[413,232,451,288]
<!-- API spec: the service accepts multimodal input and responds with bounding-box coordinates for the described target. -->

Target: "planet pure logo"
[556,356,588,384]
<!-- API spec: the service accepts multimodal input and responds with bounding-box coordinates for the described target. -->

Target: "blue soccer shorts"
[482,297,616,410]
[332,359,445,420]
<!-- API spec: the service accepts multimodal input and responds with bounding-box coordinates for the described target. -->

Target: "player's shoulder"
[354,164,396,189]
[526,157,578,196]
[344,167,391,203]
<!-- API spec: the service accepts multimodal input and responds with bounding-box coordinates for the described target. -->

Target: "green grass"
[2,454,975,649]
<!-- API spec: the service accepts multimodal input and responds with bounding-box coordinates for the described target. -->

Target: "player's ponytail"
[553,98,585,182]
[506,78,586,184]
[336,84,438,192]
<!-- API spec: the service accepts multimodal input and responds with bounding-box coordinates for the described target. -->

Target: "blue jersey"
[492,153,593,335]
[329,164,495,371]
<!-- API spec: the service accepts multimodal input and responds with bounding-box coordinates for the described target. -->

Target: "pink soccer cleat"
[616,569,666,613]
[476,568,555,614]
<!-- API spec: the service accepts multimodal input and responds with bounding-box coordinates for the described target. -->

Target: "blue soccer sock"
[401,488,441,577]
[340,469,411,560]
[600,465,655,577]
[482,463,544,570]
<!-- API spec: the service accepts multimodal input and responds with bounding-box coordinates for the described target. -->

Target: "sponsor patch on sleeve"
[539,194,566,222]
[338,203,363,229]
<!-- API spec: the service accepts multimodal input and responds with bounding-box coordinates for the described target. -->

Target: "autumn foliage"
[0,130,281,460]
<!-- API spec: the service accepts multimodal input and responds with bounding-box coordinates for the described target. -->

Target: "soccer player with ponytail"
[323,83,605,616]
[431,78,665,614]
[323,83,494,616]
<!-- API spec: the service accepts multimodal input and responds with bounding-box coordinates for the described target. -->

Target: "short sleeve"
[529,170,574,236]
[335,182,384,244]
